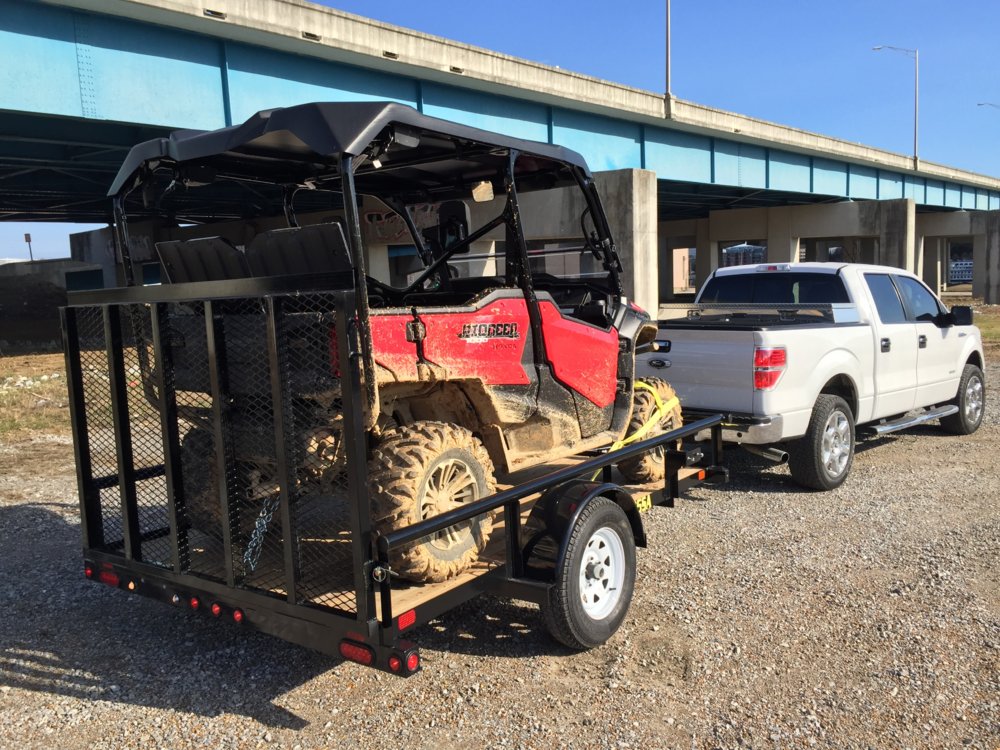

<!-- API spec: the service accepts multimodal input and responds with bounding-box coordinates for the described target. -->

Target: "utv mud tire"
[542,497,636,650]
[939,364,985,435]
[179,428,221,533]
[787,394,855,491]
[369,422,496,583]
[617,378,683,484]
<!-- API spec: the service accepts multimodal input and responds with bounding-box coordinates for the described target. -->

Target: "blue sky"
[4,0,997,260]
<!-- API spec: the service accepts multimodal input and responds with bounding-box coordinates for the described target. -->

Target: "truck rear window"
[699,272,850,304]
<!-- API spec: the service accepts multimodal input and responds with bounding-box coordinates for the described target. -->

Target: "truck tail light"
[754,347,786,391]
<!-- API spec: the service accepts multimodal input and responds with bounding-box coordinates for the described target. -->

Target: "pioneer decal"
[458,322,520,341]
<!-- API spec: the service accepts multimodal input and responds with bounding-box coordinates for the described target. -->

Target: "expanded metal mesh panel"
[119,305,172,567]
[281,294,357,613]
[75,307,124,551]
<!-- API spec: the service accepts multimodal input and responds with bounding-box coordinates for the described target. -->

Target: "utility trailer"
[63,102,727,675]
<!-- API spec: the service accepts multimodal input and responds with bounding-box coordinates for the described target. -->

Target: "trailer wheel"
[939,364,985,435]
[787,394,855,491]
[542,497,636,650]
[370,421,495,583]
[179,428,221,532]
[618,378,683,484]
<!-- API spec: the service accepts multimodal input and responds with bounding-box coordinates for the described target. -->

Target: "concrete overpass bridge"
[2,0,999,306]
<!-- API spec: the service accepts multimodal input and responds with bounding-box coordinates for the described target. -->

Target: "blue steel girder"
[1,0,999,223]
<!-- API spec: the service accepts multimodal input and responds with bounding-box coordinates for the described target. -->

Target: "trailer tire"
[618,378,683,484]
[939,364,985,435]
[179,428,221,533]
[370,421,495,583]
[787,394,854,491]
[543,497,636,650]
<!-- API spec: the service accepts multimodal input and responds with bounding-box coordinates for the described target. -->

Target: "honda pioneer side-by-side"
[63,102,726,674]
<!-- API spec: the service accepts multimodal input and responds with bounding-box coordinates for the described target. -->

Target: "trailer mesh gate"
[65,289,363,616]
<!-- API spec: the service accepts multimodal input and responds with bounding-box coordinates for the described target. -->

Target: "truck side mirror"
[950,305,973,326]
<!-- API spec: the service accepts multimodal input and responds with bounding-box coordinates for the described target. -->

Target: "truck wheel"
[618,378,683,484]
[542,497,636,650]
[939,364,985,435]
[787,394,855,491]
[180,428,221,533]
[370,421,495,583]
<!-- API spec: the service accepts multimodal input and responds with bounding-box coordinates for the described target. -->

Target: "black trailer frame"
[62,274,725,676]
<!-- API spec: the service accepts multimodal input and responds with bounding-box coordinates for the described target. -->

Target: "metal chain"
[242,494,282,574]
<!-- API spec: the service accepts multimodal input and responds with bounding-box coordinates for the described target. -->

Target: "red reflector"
[754,370,783,390]
[698,469,706,480]
[84,566,94,579]
[397,609,416,631]
[753,347,787,368]
[339,640,374,666]
[210,602,222,617]
[406,652,420,672]
[232,608,244,624]
[97,570,119,587]
[388,655,402,672]
[189,597,200,610]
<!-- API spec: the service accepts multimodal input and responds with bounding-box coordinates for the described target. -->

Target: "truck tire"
[542,497,636,650]
[370,421,495,583]
[180,428,221,533]
[939,364,985,435]
[787,394,855,491]
[618,378,683,484]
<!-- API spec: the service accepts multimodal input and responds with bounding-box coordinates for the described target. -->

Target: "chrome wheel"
[420,457,479,551]
[964,374,984,425]
[821,410,852,478]
[578,527,626,620]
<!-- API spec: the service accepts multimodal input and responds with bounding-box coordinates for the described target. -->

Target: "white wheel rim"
[419,457,479,551]
[965,375,984,424]
[578,526,626,620]
[821,410,851,478]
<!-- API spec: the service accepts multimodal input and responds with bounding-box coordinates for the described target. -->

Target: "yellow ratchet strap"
[591,381,681,480]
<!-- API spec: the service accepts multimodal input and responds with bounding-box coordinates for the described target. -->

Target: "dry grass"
[0,352,71,439]
[973,299,1000,353]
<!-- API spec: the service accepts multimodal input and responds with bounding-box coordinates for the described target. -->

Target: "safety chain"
[242,494,282,574]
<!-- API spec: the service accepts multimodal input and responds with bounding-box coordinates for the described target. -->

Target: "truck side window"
[864,273,907,324]
[894,275,943,322]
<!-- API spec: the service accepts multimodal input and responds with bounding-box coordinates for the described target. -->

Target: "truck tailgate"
[638,326,756,414]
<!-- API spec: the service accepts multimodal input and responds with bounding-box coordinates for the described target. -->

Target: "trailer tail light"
[210,602,222,617]
[97,570,120,587]
[397,609,416,631]
[339,640,374,666]
[753,347,786,391]
[232,608,245,624]
[406,652,420,672]
[388,655,402,673]
[84,565,94,579]
[190,596,200,610]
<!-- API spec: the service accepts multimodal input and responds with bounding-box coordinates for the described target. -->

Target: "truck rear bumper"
[690,412,784,444]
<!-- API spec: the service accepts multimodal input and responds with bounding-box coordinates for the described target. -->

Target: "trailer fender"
[521,480,645,582]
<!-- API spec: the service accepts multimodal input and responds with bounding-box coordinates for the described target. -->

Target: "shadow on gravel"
[0,503,340,729]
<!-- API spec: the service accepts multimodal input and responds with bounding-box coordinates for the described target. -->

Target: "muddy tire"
[617,378,683,484]
[179,428,221,533]
[370,421,496,583]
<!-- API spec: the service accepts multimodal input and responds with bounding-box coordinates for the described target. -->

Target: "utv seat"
[246,222,353,278]
[156,237,250,283]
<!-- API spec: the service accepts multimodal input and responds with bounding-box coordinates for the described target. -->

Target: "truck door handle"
[880,338,891,353]
[918,335,927,349]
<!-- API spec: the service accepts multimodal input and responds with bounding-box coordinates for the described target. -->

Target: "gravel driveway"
[1,362,996,749]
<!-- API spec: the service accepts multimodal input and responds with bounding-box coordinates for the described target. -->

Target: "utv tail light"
[210,602,222,617]
[97,570,120,587]
[753,347,786,391]
[339,640,374,666]
[190,597,200,610]
[232,608,245,624]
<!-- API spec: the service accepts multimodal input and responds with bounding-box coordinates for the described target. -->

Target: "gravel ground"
[0,362,997,749]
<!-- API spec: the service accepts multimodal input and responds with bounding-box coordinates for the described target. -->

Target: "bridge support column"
[878,199,915,271]
[596,169,659,316]
[694,218,717,289]
[922,237,943,291]
[973,210,1000,303]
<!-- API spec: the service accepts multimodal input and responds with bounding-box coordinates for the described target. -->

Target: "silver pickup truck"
[638,262,986,490]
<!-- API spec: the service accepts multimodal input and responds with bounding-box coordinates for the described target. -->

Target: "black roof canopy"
[108,101,591,199]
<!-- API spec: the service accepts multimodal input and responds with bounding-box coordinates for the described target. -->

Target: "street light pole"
[665,0,672,97]
[873,44,919,167]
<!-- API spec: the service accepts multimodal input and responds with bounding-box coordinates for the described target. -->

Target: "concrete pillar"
[766,206,799,262]
[878,199,915,271]
[915,233,925,280]
[922,238,943,293]
[985,211,1000,304]
[657,236,675,302]
[694,218,716,290]
[595,169,658,316]
[973,233,986,299]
